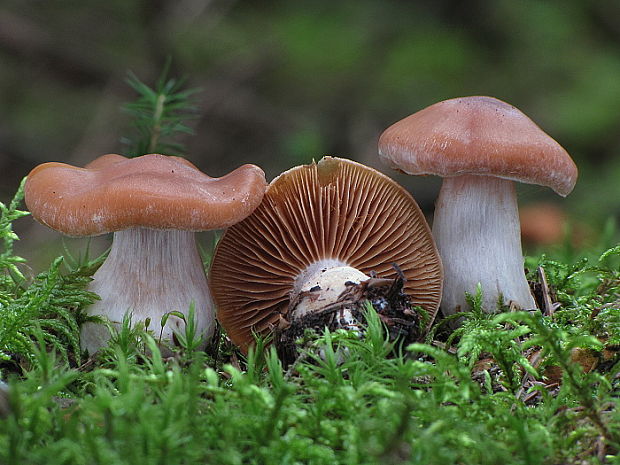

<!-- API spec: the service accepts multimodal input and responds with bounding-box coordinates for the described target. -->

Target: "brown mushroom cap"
[24,154,267,236]
[378,96,578,196]
[210,156,443,350]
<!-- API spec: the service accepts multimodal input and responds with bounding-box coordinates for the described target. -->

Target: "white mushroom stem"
[81,227,215,353]
[432,175,536,315]
[291,260,370,328]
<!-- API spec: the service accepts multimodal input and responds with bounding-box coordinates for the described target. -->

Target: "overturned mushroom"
[378,96,578,315]
[25,154,267,353]
[209,157,443,356]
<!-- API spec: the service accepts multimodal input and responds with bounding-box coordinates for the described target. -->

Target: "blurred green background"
[2,0,620,268]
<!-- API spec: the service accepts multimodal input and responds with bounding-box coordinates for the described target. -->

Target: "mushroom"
[209,156,443,353]
[378,96,578,315]
[24,153,267,353]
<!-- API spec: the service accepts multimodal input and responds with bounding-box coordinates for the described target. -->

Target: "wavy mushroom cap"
[210,156,443,350]
[24,154,267,236]
[379,96,578,196]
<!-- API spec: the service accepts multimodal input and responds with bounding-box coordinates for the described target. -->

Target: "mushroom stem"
[81,227,215,353]
[432,175,536,314]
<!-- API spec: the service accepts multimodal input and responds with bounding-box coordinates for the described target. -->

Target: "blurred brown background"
[2,0,620,268]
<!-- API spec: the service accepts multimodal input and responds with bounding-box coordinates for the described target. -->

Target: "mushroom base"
[291,263,369,320]
[276,274,419,365]
[81,228,215,354]
[432,175,536,315]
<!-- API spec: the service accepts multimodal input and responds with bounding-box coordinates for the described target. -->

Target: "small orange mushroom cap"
[378,96,578,196]
[24,154,267,236]
[519,202,568,246]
